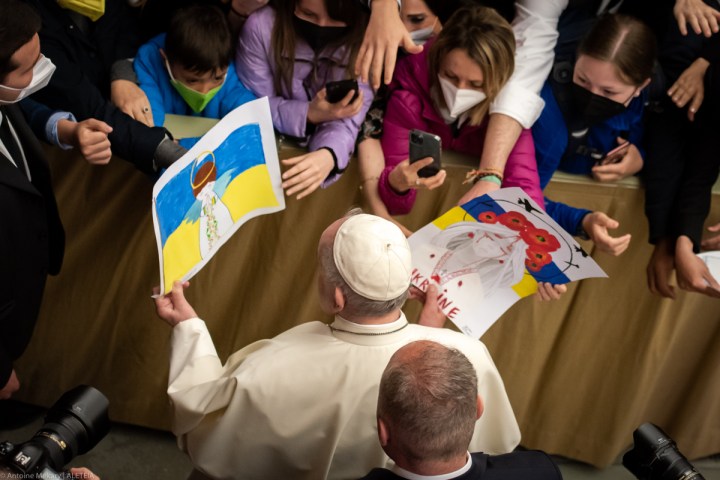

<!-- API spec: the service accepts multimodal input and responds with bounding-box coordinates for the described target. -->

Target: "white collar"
[0,109,31,180]
[391,453,472,480]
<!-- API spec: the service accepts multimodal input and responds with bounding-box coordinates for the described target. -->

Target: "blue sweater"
[532,81,646,235]
[134,34,256,148]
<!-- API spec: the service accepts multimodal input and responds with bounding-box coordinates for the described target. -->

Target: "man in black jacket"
[0,0,65,399]
[360,340,563,480]
[21,0,184,174]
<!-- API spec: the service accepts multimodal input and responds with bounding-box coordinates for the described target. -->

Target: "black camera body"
[623,423,705,480]
[0,386,109,479]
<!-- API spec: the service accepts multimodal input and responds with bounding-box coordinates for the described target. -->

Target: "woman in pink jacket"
[378,5,543,216]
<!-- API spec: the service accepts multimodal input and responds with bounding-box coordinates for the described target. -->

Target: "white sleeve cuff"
[489,84,546,129]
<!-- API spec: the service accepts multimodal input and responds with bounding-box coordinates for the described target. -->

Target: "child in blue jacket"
[134,5,255,148]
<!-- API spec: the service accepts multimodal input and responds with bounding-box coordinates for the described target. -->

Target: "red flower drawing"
[525,257,545,272]
[521,226,560,252]
[526,248,553,267]
[497,211,529,231]
[478,211,498,224]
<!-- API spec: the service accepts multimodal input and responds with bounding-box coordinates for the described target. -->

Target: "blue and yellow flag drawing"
[152,98,285,293]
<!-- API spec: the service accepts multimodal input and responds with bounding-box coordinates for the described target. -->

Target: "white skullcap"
[333,214,412,301]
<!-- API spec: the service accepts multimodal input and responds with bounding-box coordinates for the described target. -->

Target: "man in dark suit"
[0,0,65,400]
[20,0,184,174]
[360,340,563,480]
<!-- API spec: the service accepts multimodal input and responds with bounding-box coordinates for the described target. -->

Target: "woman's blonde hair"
[428,5,515,126]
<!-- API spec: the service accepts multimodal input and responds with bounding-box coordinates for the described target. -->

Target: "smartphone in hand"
[409,129,442,178]
[325,79,359,104]
[597,141,630,166]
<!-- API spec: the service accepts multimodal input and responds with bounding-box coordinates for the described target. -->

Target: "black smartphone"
[325,79,359,104]
[409,129,442,178]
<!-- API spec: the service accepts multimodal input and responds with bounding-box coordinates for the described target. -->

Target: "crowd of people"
[1,0,719,478]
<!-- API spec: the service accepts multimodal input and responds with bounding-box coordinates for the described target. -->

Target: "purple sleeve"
[235,8,308,138]
[309,78,374,187]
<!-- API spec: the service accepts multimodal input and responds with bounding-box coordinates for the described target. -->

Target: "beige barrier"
[13,144,720,468]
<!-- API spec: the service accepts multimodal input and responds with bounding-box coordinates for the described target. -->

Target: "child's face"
[169,63,228,94]
[573,55,640,106]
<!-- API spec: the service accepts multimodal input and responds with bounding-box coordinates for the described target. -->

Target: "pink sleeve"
[501,128,545,209]
[379,89,427,215]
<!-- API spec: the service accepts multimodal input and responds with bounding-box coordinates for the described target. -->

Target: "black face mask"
[292,15,348,52]
[566,82,629,133]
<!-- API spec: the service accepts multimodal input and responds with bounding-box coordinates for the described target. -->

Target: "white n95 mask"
[438,74,486,121]
[0,55,56,105]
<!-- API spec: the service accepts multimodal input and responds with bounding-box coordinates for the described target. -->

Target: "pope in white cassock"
[153,212,520,480]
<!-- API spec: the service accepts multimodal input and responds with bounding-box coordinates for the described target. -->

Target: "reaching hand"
[355,0,422,89]
[591,138,643,182]
[307,88,364,125]
[111,79,154,127]
[0,369,19,400]
[281,149,335,199]
[646,238,676,299]
[153,281,197,327]
[388,158,446,193]
[667,57,710,121]
[675,235,720,297]
[582,212,631,256]
[535,282,567,301]
[456,179,500,206]
[673,0,720,36]
[414,284,447,328]
[701,223,720,251]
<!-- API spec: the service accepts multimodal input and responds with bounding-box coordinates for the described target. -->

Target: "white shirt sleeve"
[489,0,568,128]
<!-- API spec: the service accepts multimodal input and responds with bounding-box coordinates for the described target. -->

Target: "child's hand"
[591,138,643,182]
[281,149,335,199]
[582,212,631,256]
[307,88,363,125]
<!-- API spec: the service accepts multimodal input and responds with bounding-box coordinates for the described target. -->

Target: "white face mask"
[0,55,56,105]
[409,18,437,46]
[438,74,486,121]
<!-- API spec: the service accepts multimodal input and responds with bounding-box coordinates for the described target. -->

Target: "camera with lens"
[0,385,109,479]
[623,422,705,480]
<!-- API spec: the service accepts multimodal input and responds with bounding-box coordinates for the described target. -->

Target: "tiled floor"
[1,407,718,479]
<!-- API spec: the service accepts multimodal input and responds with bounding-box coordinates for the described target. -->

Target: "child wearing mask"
[529,14,656,256]
[236,0,371,200]
[134,4,256,148]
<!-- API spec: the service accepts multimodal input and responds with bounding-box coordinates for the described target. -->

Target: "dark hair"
[165,5,233,74]
[0,0,42,80]
[378,341,479,462]
[269,0,368,95]
[428,5,515,126]
[578,14,657,86]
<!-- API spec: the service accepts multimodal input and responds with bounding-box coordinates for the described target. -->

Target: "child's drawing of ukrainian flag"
[152,98,285,294]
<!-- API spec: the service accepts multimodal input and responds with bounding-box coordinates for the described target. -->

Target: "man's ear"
[333,286,345,313]
[476,395,484,420]
[378,417,390,447]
